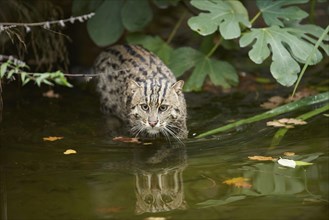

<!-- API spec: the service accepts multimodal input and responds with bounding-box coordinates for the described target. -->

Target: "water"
[1,85,328,220]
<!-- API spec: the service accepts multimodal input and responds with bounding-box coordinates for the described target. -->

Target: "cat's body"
[94,45,187,140]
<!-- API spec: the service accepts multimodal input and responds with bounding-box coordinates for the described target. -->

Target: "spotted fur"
[94,45,188,139]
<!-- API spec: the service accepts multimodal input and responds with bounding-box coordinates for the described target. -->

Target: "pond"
[1,84,328,220]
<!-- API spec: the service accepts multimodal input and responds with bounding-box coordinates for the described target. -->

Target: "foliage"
[73,0,157,47]
[187,0,251,39]
[0,58,72,87]
[127,35,238,91]
[72,0,328,91]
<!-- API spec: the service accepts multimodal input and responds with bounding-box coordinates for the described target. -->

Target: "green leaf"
[168,47,204,77]
[257,0,309,26]
[121,0,153,32]
[72,0,104,16]
[295,161,313,166]
[188,0,251,39]
[197,196,246,208]
[184,56,238,91]
[184,58,209,92]
[240,26,323,86]
[127,34,173,64]
[0,62,8,78]
[87,0,124,47]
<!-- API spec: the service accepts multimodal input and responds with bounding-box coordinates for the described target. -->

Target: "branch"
[0,12,95,32]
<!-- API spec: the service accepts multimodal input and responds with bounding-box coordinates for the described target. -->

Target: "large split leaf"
[188,0,251,39]
[121,0,153,32]
[257,0,309,26]
[239,25,324,86]
[87,0,124,47]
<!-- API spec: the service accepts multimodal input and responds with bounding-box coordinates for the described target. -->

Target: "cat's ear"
[171,80,184,93]
[127,79,141,94]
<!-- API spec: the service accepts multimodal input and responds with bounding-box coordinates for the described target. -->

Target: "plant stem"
[271,103,329,146]
[166,10,187,44]
[292,25,329,97]
[250,11,261,25]
[309,0,316,23]
[206,36,222,58]
[195,92,329,138]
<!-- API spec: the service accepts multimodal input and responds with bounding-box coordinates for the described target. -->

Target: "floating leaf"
[256,0,309,27]
[43,136,64,141]
[223,177,252,188]
[113,136,141,144]
[248,156,276,161]
[260,96,286,109]
[283,152,295,156]
[240,26,323,86]
[42,90,60,98]
[121,0,153,32]
[87,0,124,46]
[278,158,296,168]
[188,0,250,39]
[63,149,77,155]
[295,161,313,166]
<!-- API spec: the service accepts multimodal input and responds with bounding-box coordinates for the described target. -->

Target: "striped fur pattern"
[94,45,187,139]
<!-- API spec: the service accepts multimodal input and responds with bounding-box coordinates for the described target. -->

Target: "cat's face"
[127,79,186,140]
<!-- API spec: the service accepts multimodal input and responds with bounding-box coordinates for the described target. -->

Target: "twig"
[0,12,95,32]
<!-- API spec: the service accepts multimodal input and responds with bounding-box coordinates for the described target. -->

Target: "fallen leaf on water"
[223,177,252,189]
[144,217,167,220]
[260,88,317,109]
[260,96,285,109]
[267,118,307,128]
[42,90,60,98]
[63,149,77,155]
[277,158,314,168]
[277,118,307,125]
[96,206,123,214]
[248,156,276,161]
[113,136,141,144]
[283,152,295,156]
[295,161,313,166]
[43,136,64,141]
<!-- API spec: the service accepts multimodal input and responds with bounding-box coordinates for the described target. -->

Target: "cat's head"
[126,79,186,140]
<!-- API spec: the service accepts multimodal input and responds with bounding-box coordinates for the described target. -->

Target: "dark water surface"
[1,85,328,220]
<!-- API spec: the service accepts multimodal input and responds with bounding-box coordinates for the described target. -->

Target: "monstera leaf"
[188,0,251,39]
[240,25,325,86]
[257,0,309,26]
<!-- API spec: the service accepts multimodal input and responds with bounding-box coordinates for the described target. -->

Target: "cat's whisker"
[164,126,184,145]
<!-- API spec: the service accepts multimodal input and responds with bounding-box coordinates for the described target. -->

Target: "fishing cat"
[93,45,188,140]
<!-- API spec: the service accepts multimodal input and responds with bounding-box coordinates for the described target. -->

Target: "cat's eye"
[159,105,168,112]
[140,104,149,111]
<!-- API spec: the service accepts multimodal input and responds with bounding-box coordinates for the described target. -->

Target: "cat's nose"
[148,120,158,127]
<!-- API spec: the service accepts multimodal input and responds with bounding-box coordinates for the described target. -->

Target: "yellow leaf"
[43,136,64,141]
[248,156,276,161]
[283,152,295,156]
[223,177,252,188]
[113,136,141,144]
[42,90,60,98]
[63,149,77,155]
